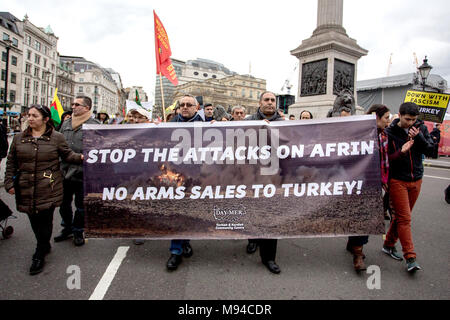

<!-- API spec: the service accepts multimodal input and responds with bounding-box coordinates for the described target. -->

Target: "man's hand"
[408,126,419,139]
[263,119,270,124]
[8,188,15,195]
[401,140,414,154]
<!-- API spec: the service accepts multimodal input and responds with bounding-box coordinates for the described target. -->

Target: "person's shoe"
[382,245,403,261]
[352,246,366,272]
[406,258,422,272]
[73,232,85,247]
[29,258,45,275]
[263,260,281,274]
[166,254,182,270]
[182,242,193,258]
[54,230,73,242]
[133,239,145,245]
[247,242,258,254]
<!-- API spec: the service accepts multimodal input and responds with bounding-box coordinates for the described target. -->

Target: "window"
[35,40,41,51]
[27,50,32,60]
[1,51,5,62]
[35,54,40,65]
[79,86,84,93]
[33,81,39,92]
[212,75,217,79]
[11,56,17,66]
[11,72,16,84]
[12,38,18,47]
[193,71,199,76]
[24,77,30,89]
[1,69,5,81]
[34,67,39,77]
[41,83,47,95]
[249,90,253,98]
[242,89,245,97]
[24,92,30,106]
[41,97,46,105]
[203,73,208,77]
[26,35,31,45]
[43,58,47,68]
[33,95,38,104]
[9,90,16,102]
[79,78,84,82]
[2,33,9,41]
[25,63,31,74]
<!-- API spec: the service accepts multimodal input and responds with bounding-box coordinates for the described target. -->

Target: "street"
[0,158,449,301]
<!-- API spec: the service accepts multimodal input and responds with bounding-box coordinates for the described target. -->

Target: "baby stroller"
[0,199,15,239]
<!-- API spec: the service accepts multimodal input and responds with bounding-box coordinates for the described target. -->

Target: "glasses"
[179,103,196,108]
[30,104,50,117]
[71,102,86,107]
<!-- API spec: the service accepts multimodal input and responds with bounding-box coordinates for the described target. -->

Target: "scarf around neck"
[72,110,93,129]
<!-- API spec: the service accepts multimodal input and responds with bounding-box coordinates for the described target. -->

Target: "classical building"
[18,15,59,110]
[105,68,127,114]
[60,56,119,115]
[0,12,23,114]
[154,58,237,114]
[173,74,266,115]
[56,57,75,111]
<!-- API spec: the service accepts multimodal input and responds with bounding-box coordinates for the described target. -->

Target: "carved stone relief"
[333,59,354,95]
[300,59,328,96]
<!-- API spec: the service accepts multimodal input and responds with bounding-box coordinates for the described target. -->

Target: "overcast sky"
[4,0,450,101]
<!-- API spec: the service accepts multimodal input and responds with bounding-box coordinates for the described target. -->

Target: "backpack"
[0,123,8,159]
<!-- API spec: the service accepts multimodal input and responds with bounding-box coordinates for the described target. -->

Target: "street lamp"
[418,56,433,91]
[43,70,51,107]
[2,39,13,127]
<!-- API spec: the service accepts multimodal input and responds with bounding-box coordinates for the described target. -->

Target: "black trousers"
[348,236,369,247]
[28,207,54,259]
[59,180,85,233]
[249,238,278,262]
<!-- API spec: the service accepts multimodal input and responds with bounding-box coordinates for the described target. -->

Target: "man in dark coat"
[430,123,441,159]
[54,96,100,246]
[383,102,435,273]
[166,94,203,270]
[245,91,283,274]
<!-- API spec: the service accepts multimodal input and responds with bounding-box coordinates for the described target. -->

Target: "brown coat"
[4,126,82,214]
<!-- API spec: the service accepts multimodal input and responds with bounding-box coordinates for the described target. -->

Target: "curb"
[423,162,450,170]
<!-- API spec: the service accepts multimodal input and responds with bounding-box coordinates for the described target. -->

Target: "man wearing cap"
[166,94,203,270]
[131,108,152,123]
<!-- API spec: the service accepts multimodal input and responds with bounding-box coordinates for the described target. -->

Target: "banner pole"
[159,72,167,122]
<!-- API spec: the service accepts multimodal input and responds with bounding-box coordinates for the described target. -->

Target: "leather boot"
[352,245,366,272]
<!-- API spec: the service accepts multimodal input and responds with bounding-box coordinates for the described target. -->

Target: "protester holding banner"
[54,96,100,247]
[165,94,203,270]
[245,91,283,274]
[4,105,83,275]
[383,102,435,273]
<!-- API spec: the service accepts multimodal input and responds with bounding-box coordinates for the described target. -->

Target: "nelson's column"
[289,0,368,118]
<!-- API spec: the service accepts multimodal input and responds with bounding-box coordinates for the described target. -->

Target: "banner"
[83,115,385,239]
[404,90,450,123]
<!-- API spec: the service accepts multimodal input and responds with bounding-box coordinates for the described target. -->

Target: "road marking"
[424,175,450,181]
[89,246,129,300]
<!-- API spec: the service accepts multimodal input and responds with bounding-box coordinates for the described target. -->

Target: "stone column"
[289,0,367,119]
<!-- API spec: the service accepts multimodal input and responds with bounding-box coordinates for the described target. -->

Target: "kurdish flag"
[135,89,142,106]
[50,88,64,126]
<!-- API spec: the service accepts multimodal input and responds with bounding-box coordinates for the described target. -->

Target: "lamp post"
[2,39,12,127]
[44,70,51,107]
[418,56,433,91]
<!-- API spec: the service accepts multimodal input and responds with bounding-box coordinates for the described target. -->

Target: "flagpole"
[159,72,167,122]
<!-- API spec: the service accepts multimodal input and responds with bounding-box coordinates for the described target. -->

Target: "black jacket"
[245,108,284,122]
[385,118,434,181]
[170,113,204,123]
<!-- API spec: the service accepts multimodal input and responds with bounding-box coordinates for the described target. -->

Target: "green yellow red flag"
[50,88,64,126]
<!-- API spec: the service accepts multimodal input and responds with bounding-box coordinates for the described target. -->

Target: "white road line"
[89,246,129,300]
[424,175,450,181]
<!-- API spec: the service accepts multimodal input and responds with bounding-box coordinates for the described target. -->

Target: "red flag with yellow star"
[154,10,178,86]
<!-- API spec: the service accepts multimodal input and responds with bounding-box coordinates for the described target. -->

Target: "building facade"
[18,15,59,111]
[60,56,119,115]
[173,74,266,115]
[56,57,75,111]
[0,12,23,114]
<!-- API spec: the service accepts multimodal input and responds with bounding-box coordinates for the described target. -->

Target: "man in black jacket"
[382,102,435,273]
[166,94,203,270]
[245,91,283,274]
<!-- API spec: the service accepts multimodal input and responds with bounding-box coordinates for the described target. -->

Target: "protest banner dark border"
[83,115,384,239]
